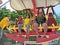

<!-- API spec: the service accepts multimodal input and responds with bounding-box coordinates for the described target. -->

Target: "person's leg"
[34,28,40,38]
[18,24,23,34]
[26,24,30,40]
[0,27,2,38]
[33,23,40,38]
[42,23,48,37]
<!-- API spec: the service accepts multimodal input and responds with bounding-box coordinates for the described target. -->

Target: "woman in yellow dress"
[24,15,30,40]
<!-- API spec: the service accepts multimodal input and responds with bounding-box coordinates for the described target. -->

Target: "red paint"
[31,0,38,16]
[5,32,60,43]
[37,34,60,43]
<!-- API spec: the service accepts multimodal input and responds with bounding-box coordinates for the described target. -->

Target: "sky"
[0,0,14,11]
[0,0,60,15]
[54,4,60,15]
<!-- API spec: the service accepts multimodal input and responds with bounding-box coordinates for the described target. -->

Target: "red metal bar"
[45,0,47,7]
[31,0,38,16]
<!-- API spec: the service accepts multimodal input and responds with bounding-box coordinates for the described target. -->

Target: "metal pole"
[0,0,9,8]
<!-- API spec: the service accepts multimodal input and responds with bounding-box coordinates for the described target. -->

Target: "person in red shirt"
[17,15,24,35]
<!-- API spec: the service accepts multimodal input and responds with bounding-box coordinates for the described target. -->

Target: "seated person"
[24,15,30,40]
[36,12,48,38]
[31,19,40,38]
[17,15,24,35]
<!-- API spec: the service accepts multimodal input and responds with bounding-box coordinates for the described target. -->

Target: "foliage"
[0,7,11,20]
[0,7,20,21]
[30,36,36,41]
[10,11,19,21]
[0,7,34,21]
[17,11,26,19]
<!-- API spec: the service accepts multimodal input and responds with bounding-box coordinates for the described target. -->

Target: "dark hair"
[18,15,23,20]
[8,15,11,17]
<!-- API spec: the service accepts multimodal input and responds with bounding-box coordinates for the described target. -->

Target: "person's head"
[26,14,30,18]
[8,16,11,20]
[33,19,36,23]
[18,15,23,20]
[38,12,44,17]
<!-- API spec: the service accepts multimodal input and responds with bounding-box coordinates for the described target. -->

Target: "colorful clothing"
[24,18,30,36]
[17,16,24,34]
[36,16,46,25]
[0,17,9,30]
[24,18,30,25]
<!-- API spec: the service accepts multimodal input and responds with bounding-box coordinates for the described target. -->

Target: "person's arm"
[6,26,9,29]
[44,17,47,24]
[22,18,24,24]
[36,16,40,24]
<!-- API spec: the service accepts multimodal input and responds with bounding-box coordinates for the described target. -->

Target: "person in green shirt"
[36,12,48,38]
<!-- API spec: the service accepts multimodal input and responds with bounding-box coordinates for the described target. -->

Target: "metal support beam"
[0,0,9,8]
[31,0,37,16]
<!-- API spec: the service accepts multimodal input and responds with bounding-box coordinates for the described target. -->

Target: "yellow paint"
[57,25,60,30]
[45,15,48,20]
[7,25,18,31]
[52,24,55,27]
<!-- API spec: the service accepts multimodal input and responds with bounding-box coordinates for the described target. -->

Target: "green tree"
[10,11,19,21]
[0,7,11,21]
[0,7,19,21]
